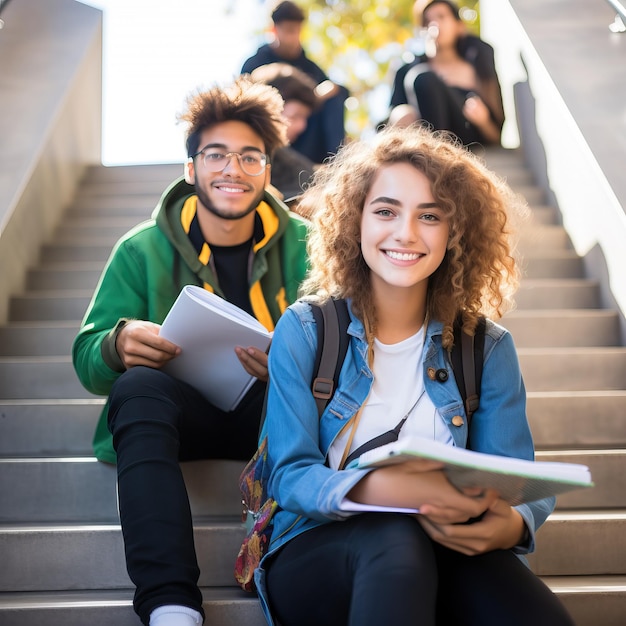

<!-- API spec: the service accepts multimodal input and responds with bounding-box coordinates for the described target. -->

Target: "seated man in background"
[242,0,348,163]
[250,62,319,203]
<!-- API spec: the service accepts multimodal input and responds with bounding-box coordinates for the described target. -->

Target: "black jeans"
[107,366,266,625]
[266,513,576,626]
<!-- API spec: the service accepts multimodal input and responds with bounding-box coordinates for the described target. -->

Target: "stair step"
[541,576,626,626]
[512,184,547,207]
[496,168,535,187]
[522,253,584,279]
[55,217,144,241]
[528,391,626,449]
[527,205,560,225]
[66,199,155,218]
[0,399,102,457]
[0,321,79,355]
[501,309,620,347]
[26,264,104,290]
[1,448,619,525]
[516,279,599,309]
[5,391,623,459]
[3,392,618,458]
[0,458,245,522]
[0,587,265,626]
[40,242,115,263]
[3,511,623,593]
[2,345,624,402]
[0,519,246,591]
[528,510,626,576]
[81,163,181,184]
[9,291,93,321]
[519,224,571,250]
[76,179,178,196]
[479,147,526,168]
[536,449,626,509]
[0,358,98,399]
[518,347,626,391]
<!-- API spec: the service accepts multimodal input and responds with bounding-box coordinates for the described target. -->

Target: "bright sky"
[79,0,269,165]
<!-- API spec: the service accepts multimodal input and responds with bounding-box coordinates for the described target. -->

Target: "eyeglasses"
[190,147,269,177]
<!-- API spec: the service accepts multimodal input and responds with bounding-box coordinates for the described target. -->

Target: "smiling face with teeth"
[185,120,271,244]
[360,161,449,300]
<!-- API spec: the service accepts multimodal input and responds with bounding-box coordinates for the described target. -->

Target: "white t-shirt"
[327,326,453,470]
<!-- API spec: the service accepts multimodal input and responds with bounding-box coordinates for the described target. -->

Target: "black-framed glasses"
[190,147,269,177]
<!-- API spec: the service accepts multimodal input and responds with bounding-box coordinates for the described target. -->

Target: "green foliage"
[293,0,481,138]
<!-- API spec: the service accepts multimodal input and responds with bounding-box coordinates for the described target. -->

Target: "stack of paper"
[354,436,593,506]
[159,285,272,412]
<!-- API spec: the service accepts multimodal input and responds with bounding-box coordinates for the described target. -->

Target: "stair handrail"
[605,0,626,32]
[0,0,9,30]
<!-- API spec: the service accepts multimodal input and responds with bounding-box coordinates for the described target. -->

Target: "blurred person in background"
[250,62,320,203]
[388,0,504,146]
[242,1,348,163]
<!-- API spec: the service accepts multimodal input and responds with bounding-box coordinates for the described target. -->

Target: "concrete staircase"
[1,151,625,624]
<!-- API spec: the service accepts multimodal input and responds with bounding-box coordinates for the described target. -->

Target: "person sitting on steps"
[250,125,575,626]
[72,76,310,626]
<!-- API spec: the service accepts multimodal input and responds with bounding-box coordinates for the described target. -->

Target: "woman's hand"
[463,94,501,144]
[348,461,498,524]
[418,497,527,555]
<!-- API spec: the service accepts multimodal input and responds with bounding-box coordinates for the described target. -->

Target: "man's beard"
[195,184,265,221]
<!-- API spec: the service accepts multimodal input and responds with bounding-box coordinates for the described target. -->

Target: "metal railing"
[605,0,626,32]
[0,0,10,30]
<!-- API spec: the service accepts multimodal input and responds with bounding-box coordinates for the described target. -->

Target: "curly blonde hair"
[298,125,528,349]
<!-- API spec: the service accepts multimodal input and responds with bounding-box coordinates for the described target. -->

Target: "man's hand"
[418,497,527,555]
[116,320,180,369]
[235,344,270,382]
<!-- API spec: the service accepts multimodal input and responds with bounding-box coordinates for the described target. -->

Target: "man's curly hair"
[179,76,288,159]
[298,125,528,349]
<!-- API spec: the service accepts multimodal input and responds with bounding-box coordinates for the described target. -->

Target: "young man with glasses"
[72,76,309,626]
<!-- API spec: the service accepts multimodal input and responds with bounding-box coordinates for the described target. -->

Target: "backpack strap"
[310,298,350,417]
[451,316,486,437]
[258,299,350,435]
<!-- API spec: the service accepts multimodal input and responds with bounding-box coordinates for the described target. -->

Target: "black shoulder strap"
[451,316,486,428]
[310,298,350,417]
[257,299,350,435]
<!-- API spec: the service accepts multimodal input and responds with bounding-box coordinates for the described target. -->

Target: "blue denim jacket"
[255,299,554,618]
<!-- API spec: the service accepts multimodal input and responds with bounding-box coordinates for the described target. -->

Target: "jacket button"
[435,368,448,382]
[452,415,464,427]
[427,367,437,380]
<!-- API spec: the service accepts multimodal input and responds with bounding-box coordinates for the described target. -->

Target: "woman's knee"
[353,514,432,569]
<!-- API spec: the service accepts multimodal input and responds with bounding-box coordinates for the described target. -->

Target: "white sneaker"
[149,605,203,626]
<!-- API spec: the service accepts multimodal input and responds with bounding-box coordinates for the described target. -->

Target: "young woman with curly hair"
[253,126,575,626]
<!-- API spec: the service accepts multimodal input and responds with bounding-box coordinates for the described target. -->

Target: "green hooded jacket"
[72,177,310,463]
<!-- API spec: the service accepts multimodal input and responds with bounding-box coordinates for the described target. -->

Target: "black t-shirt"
[210,239,253,316]
[186,211,255,315]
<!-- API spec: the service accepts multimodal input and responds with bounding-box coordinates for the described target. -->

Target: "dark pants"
[412,71,486,146]
[107,366,266,625]
[266,514,575,626]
